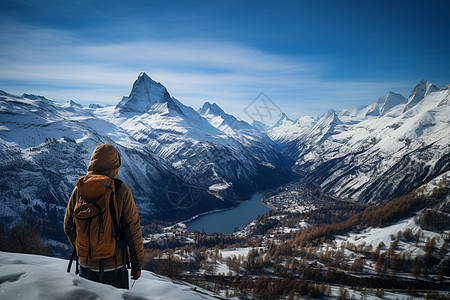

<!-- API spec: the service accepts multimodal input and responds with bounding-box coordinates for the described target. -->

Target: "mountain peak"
[323,109,342,125]
[199,101,223,113]
[403,79,439,112]
[65,100,83,108]
[21,93,48,101]
[199,102,225,116]
[273,112,293,125]
[115,73,172,113]
[323,108,336,117]
[88,103,104,109]
[138,71,149,78]
[134,72,162,89]
[419,78,429,85]
[280,112,289,120]
[365,91,405,117]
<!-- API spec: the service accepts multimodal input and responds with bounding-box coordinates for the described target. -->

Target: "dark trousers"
[79,266,129,289]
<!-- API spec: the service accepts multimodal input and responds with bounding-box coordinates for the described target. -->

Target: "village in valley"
[141,174,450,299]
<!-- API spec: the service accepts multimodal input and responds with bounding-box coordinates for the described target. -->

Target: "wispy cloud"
[0,22,415,119]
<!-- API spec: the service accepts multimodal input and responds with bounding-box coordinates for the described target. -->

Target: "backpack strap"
[109,179,122,239]
[99,260,106,282]
[113,179,131,270]
[67,248,76,273]
[122,240,130,269]
[86,218,92,263]
[67,248,79,275]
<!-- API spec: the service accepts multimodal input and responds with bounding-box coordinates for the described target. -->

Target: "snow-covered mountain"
[402,78,439,112]
[0,251,217,299]
[198,101,251,133]
[0,73,293,241]
[101,73,293,199]
[365,91,405,117]
[337,91,405,122]
[197,101,278,148]
[116,73,173,113]
[0,90,229,240]
[1,74,448,243]
[269,79,450,203]
[266,113,318,144]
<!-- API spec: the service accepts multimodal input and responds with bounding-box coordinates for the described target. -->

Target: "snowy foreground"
[0,252,432,300]
[0,251,216,300]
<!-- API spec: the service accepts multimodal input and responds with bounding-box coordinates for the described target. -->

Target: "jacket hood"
[87,144,121,179]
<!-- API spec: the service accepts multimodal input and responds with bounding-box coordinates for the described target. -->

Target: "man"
[64,144,144,289]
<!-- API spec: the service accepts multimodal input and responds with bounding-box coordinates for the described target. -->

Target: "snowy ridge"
[267,114,318,143]
[0,251,216,300]
[338,91,405,122]
[197,101,275,147]
[198,101,259,135]
[198,101,253,134]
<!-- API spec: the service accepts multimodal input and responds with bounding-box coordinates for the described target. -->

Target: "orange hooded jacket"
[64,144,144,271]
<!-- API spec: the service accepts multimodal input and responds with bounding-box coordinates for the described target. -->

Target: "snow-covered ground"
[336,214,446,255]
[0,251,216,300]
[220,247,260,259]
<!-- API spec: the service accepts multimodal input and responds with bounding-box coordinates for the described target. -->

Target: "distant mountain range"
[0,73,448,241]
[267,79,450,203]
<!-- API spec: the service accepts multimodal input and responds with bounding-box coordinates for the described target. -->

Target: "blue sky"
[0,0,449,121]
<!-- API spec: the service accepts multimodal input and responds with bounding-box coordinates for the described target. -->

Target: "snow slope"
[0,251,216,300]
[267,113,317,144]
[335,170,450,257]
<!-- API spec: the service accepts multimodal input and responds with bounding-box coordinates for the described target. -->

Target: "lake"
[186,193,271,234]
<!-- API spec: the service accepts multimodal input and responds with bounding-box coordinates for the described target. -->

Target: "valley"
[141,171,450,299]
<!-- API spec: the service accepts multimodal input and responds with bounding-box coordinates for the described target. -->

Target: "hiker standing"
[64,144,144,289]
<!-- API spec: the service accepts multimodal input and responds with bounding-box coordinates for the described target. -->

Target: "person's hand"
[131,269,141,280]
